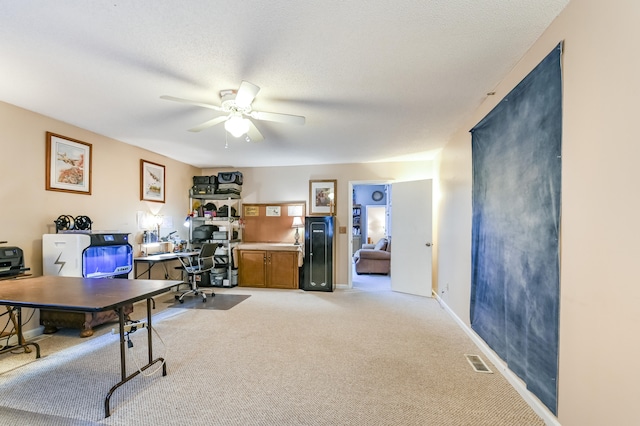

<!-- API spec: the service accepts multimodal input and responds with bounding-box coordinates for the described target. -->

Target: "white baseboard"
[433,293,561,426]
[4,326,45,346]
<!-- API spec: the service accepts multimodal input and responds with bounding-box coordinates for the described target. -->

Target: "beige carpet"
[0,285,544,425]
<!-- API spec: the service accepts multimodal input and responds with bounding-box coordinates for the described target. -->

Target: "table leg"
[104,300,167,418]
[5,306,29,352]
[147,299,153,363]
[0,306,40,358]
[134,261,154,279]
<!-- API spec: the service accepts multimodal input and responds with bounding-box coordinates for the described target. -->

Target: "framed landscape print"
[46,132,92,195]
[309,179,336,215]
[140,159,165,203]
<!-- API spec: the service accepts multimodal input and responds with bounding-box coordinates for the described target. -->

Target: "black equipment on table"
[0,245,30,278]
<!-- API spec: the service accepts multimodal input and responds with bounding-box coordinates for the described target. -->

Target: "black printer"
[0,246,29,278]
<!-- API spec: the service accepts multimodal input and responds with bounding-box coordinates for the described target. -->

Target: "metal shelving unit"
[189,193,241,287]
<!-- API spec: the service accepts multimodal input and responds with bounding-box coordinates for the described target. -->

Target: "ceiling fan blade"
[160,95,223,111]
[234,81,260,108]
[250,110,306,125]
[188,115,228,132]
[246,120,264,142]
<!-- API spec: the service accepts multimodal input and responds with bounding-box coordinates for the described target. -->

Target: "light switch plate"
[339,226,347,234]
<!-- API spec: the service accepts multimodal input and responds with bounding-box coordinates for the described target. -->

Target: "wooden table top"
[0,276,182,312]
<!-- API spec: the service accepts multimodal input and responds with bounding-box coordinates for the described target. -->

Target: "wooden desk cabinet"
[238,249,299,289]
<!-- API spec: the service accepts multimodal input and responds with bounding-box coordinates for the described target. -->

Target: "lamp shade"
[292,216,303,228]
[225,115,250,137]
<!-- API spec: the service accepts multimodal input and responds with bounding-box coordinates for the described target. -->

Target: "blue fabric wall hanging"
[470,43,562,414]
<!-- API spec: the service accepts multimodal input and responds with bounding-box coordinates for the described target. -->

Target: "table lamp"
[292,216,303,245]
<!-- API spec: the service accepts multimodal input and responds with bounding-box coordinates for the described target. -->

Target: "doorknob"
[425,242,432,247]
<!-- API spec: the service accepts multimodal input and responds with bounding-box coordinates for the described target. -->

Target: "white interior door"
[390,179,433,296]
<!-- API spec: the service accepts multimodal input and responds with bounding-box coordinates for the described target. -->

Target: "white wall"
[435,1,640,424]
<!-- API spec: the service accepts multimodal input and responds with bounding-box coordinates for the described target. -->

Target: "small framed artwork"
[244,205,260,217]
[140,159,165,203]
[266,206,281,216]
[309,179,337,216]
[46,132,92,194]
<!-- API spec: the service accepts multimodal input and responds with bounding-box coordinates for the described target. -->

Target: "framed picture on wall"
[309,179,336,215]
[45,132,92,195]
[140,159,165,203]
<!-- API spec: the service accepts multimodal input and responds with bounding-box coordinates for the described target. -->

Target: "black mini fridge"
[302,216,334,291]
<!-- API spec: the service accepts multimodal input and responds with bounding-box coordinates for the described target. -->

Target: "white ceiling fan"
[161,80,305,142]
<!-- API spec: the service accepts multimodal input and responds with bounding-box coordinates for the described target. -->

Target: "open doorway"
[349,182,391,290]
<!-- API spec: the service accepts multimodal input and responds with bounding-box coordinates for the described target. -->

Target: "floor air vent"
[465,354,493,373]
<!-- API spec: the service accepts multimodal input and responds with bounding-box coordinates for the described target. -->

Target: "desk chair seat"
[175,243,217,303]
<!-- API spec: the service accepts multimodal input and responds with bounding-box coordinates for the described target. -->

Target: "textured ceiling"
[0,1,569,168]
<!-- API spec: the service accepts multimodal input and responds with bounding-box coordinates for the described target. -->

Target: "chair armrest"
[357,249,390,260]
[362,243,376,250]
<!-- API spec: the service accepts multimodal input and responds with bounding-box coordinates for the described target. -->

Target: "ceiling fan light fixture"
[224,115,250,137]
[161,80,304,144]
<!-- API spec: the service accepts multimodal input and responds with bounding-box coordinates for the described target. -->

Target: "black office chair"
[175,243,217,303]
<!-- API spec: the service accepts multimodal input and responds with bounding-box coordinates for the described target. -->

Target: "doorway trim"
[348,179,393,289]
